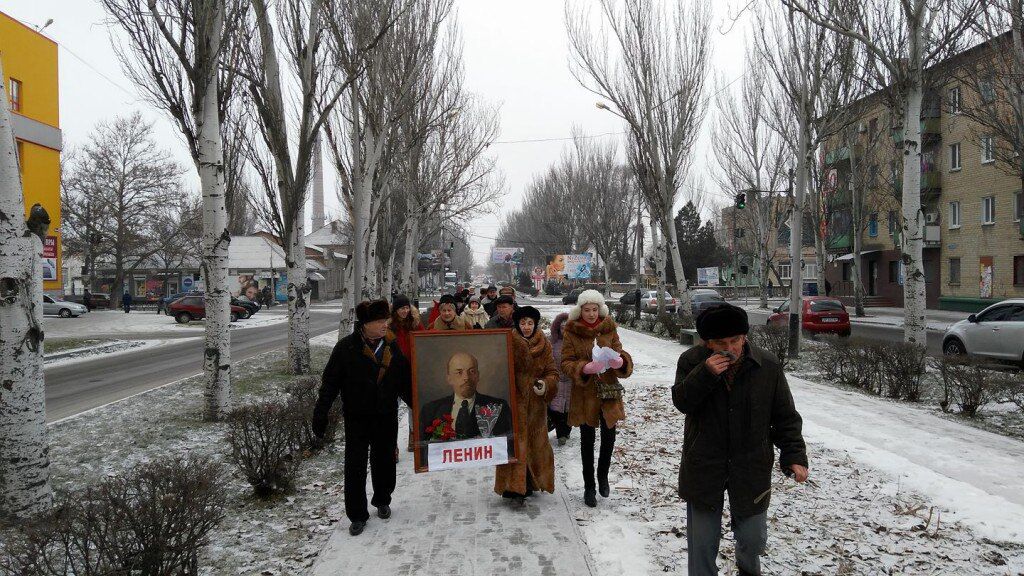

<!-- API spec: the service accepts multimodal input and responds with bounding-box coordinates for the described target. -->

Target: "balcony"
[891,118,942,146]
[924,224,941,247]
[825,146,850,166]
[894,170,941,195]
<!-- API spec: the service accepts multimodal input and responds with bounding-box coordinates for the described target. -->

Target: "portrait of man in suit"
[419,351,512,442]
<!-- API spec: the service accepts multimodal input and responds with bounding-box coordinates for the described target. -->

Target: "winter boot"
[349,521,366,536]
[583,489,597,508]
[376,505,391,519]
[598,477,610,498]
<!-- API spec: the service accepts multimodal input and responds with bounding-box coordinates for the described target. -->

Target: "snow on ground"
[44,309,288,338]
[541,306,1024,574]
[44,338,195,368]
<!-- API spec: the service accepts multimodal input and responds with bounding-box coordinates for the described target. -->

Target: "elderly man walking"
[672,304,809,576]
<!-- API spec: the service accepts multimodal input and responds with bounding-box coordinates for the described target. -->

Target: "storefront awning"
[308,272,326,281]
[835,250,880,262]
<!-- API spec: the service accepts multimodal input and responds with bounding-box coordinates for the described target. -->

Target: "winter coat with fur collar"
[560,316,632,428]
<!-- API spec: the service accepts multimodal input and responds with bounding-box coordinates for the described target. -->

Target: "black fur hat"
[695,304,749,341]
[513,305,541,325]
[355,299,390,325]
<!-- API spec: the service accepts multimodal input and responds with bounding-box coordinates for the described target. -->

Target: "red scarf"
[581,317,603,330]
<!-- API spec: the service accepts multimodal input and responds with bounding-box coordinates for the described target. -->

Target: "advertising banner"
[491,247,524,265]
[564,254,592,280]
[697,267,720,287]
[41,236,58,281]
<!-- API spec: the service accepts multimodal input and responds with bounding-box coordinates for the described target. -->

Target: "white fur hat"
[569,289,608,321]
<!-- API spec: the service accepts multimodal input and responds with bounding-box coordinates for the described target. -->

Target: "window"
[949,257,961,285]
[804,262,818,281]
[980,79,996,103]
[8,78,21,113]
[977,305,1013,322]
[1015,255,1024,286]
[948,86,961,114]
[949,143,961,171]
[811,300,845,313]
[983,196,996,224]
[982,136,995,163]
[888,260,899,283]
[842,262,852,281]
[949,201,961,228]
[1010,305,1024,322]
[43,295,54,304]
[888,210,898,236]
[868,213,878,237]
[779,263,792,280]
[1015,191,1023,222]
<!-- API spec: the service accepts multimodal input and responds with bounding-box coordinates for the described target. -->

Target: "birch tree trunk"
[382,244,397,301]
[196,55,232,422]
[900,23,927,346]
[286,215,311,374]
[662,213,695,326]
[402,211,421,298]
[0,59,53,517]
[339,263,355,339]
[652,221,667,315]
[758,241,770,309]
[850,141,866,317]
[788,111,810,359]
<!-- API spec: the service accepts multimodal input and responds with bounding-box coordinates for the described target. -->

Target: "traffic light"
[735,193,747,209]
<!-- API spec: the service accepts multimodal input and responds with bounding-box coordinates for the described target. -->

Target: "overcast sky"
[4,0,750,266]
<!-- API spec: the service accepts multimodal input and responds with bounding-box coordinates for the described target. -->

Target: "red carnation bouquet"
[426,414,456,441]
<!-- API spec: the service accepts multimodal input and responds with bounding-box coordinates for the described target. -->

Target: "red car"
[169,295,247,324]
[767,297,851,337]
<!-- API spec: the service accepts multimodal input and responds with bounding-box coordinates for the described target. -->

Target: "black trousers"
[344,414,399,523]
[579,413,616,489]
[548,409,572,439]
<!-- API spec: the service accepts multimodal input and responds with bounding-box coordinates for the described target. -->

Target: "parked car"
[43,295,89,318]
[67,292,111,310]
[168,295,246,324]
[231,296,260,319]
[562,287,585,305]
[161,291,204,315]
[767,297,851,337]
[942,299,1024,366]
[690,289,726,318]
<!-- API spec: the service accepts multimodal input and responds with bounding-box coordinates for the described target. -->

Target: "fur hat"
[495,295,515,307]
[569,289,609,321]
[550,312,569,342]
[695,304,749,341]
[392,294,411,310]
[499,285,516,296]
[438,294,457,310]
[355,299,390,325]
[513,306,541,336]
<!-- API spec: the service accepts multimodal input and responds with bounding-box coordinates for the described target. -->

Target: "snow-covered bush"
[1,458,224,575]
[749,324,790,369]
[285,376,341,451]
[227,402,303,497]
[1005,372,1024,413]
[815,337,873,390]
[612,303,635,326]
[815,338,926,401]
[937,357,1006,416]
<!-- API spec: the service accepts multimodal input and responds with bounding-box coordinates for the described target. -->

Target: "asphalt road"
[742,307,946,357]
[44,311,340,422]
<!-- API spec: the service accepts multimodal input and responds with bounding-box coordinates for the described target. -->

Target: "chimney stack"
[311,134,326,230]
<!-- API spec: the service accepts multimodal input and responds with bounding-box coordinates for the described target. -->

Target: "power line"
[56,40,137,99]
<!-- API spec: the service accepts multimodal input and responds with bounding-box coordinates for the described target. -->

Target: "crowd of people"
[312,285,809,575]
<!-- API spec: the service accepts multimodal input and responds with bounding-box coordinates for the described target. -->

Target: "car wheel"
[240,310,251,320]
[839,329,851,338]
[230,312,239,323]
[58,308,72,318]
[943,338,966,356]
[176,312,192,324]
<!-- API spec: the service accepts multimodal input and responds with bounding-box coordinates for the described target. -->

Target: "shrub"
[227,402,304,497]
[655,312,682,339]
[876,342,928,401]
[285,376,341,450]
[1003,372,1024,412]
[749,324,791,369]
[2,458,224,576]
[937,357,1007,416]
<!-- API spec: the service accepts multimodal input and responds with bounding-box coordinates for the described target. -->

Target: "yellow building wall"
[1,11,62,291]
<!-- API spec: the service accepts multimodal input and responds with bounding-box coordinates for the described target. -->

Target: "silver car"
[43,294,89,318]
[942,299,1024,366]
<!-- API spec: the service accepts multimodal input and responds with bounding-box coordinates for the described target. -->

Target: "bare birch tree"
[102,0,246,419]
[784,0,982,346]
[566,0,712,327]
[0,57,52,520]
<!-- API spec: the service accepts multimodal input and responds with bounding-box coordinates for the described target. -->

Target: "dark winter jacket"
[313,331,412,436]
[485,315,515,330]
[672,343,807,518]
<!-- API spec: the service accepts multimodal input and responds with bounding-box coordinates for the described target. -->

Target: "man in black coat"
[672,304,808,576]
[313,299,412,537]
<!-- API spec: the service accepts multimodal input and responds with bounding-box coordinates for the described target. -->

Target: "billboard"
[491,247,524,265]
[41,235,58,281]
[697,267,720,287]
[546,254,592,280]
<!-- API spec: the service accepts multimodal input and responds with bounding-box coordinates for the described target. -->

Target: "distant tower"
[311,134,326,230]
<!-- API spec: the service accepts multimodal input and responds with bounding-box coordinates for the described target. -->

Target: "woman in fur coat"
[460,296,489,329]
[548,312,573,445]
[560,290,633,508]
[494,306,559,506]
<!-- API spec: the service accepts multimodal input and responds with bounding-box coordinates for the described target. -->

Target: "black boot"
[349,521,366,536]
[597,418,616,499]
[598,477,610,498]
[580,423,597,496]
[376,505,391,519]
[583,488,597,507]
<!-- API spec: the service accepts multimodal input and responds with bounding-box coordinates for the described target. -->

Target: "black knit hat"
[495,295,515,307]
[392,294,411,310]
[695,304,749,341]
[486,285,498,292]
[439,294,456,306]
[355,299,390,324]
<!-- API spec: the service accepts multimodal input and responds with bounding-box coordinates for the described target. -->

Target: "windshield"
[693,294,723,302]
[810,300,845,313]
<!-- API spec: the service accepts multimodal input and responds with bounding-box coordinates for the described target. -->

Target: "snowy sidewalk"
[311,412,594,576]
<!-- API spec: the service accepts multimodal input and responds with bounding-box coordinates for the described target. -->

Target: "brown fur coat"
[493,329,559,495]
[430,315,470,331]
[560,316,633,428]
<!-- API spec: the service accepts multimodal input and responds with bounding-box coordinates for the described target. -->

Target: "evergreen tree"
[662,202,727,285]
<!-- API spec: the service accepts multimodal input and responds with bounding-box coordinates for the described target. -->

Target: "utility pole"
[634,192,643,292]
